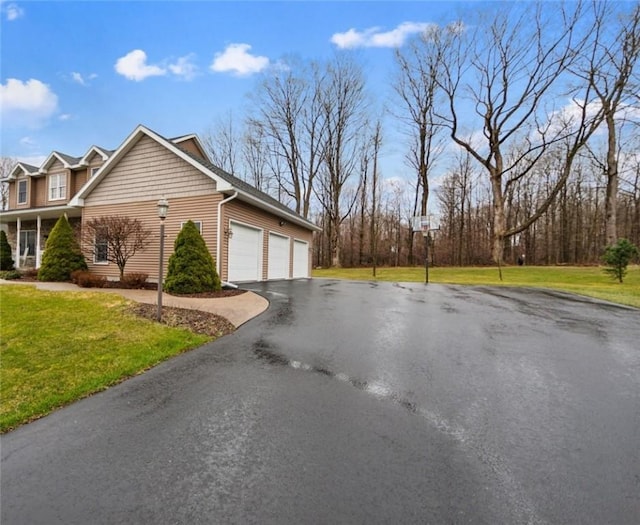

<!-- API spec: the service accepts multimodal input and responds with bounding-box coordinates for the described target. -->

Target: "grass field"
[312,265,640,308]
[0,285,211,433]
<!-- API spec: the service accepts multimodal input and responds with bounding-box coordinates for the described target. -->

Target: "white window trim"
[49,173,67,201]
[181,220,203,234]
[17,180,28,204]
[90,167,100,177]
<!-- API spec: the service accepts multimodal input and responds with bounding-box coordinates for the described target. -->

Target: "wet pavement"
[2,279,639,524]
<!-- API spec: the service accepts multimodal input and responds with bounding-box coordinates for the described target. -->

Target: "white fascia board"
[141,126,232,189]
[79,145,110,166]
[40,152,72,172]
[70,124,233,205]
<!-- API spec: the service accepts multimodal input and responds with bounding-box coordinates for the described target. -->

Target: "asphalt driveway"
[2,279,639,524]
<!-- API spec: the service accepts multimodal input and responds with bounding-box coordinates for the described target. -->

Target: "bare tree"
[202,111,240,174]
[316,54,369,267]
[577,1,640,246]
[1,157,17,211]
[82,216,152,280]
[394,26,446,219]
[436,3,602,264]
[242,120,272,193]
[249,59,325,218]
[370,121,382,276]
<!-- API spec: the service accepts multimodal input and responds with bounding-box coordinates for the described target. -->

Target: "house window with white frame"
[94,235,108,263]
[17,180,28,204]
[181,220,202,234]
[49,174,67,201]
[90,167,100,177]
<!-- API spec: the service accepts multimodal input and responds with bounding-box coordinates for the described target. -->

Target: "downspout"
[217,191,238,286]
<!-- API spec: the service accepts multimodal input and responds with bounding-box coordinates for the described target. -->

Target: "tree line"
[203,1,639,268]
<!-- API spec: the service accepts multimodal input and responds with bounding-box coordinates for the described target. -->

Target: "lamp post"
[157,197,169,321]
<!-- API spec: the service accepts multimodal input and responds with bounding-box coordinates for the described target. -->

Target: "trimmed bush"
[0,230,14,271]
[38,215,87,282]
[0,270,21,280]
[164,220,221,294]
[73,271,107,288]
[120,272,149,289]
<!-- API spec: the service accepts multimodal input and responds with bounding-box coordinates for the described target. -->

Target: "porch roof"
[0,205,82,223]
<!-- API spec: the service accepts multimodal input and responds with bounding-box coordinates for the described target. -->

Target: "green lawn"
[312,265,640,308]
[0,285,211,433]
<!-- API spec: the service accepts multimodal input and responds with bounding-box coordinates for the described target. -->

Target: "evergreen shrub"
[164,220,221,294]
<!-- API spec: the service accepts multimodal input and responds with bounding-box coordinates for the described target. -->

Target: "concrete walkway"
[0,280,269,327]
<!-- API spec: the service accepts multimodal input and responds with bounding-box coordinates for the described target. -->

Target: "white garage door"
[228,222,262,282]
[292,239,309,278]
[268,233,290,280]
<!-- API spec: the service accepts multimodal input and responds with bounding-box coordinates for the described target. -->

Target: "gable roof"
[170,134,209,160]
[39,151,80,172]
[5,162,39,180]
[70,124,320,232]
[79,145,113,166]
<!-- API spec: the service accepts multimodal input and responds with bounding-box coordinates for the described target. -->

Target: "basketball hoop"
[411,216,430,237]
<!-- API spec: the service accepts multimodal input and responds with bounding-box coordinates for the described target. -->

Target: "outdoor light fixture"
[157,197,169,321]
[157,197,169,219]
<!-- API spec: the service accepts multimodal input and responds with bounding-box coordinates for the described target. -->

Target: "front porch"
[0,206,82,270]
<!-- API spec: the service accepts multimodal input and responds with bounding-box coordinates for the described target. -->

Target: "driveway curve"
[2,279,639,524]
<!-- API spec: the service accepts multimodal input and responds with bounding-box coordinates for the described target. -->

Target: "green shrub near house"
[38,215,87,281]
[164,220,221,294]
[0,230,14,271]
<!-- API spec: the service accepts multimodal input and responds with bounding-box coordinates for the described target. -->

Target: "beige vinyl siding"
[9,180,18,208]
[222,199,313,281]
[33,177,47,208]
[85,135,217,206]
[72,169,88,195]
[175,138,206,161]
[83,194,222,281]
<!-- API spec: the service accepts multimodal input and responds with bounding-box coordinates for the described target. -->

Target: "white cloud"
[210,43,269,77]
[19,136,36,147]
[4,2,24,21]
[58,113,72,121]
[70,72,97,86]
[331,22,434,49]
[0,78,58,128]
[114,49,166,81]
[168,54,198,80]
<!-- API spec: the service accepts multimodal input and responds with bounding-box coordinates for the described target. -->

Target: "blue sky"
[1,0,481,175]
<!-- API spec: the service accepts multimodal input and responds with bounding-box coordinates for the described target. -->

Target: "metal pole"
[425,233,429,284]
[157,219,165,322]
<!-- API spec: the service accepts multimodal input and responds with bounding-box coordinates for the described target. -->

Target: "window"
[94,235,108,263]
[181,221,202,234]
[90,167,100,177]
[17,180,27,204]
[49,173,67,201]
[19,230,36,257]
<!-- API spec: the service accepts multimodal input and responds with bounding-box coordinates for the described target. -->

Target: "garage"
[292,239,309,278]
[228,222,262,282]
[268,233,290,280]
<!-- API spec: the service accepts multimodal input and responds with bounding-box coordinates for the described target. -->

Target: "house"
[0,124,320,283]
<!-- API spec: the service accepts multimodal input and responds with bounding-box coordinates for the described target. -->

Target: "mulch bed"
[108,283,246,335]
[127,303,236,337]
